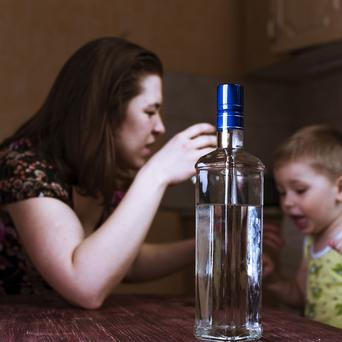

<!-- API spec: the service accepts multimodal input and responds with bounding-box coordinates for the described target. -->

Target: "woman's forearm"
[266,277,305,309]
[125,239,195,282]
[71,163,169,303]
[8,162,169,309]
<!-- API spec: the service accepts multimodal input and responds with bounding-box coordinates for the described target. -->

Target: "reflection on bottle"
[195,83,264,341]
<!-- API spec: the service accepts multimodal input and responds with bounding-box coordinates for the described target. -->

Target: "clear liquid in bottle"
[194,83,264,341]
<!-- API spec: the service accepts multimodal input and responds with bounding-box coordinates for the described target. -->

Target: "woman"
[0,37,216,308]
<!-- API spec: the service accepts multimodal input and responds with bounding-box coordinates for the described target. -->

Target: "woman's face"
[115,74,165,169]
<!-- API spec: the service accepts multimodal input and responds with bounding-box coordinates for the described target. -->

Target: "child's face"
[274,160,342,236]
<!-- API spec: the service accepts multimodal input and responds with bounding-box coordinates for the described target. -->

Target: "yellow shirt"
[304,236,342,329]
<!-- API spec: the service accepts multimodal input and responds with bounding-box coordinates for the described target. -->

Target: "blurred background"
[1,0,342,295]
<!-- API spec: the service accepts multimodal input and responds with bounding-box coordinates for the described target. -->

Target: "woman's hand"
[145,123,216,186]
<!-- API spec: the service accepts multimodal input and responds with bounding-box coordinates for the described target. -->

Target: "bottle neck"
[217,129,244,149]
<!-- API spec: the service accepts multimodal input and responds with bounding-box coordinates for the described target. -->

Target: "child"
[265,124,342,329]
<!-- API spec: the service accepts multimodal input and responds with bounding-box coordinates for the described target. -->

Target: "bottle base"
[194,325,262,341]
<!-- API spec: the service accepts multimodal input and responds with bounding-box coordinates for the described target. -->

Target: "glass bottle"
[194,83,264,341]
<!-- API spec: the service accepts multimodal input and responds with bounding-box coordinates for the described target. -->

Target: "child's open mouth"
[291,215,308,230]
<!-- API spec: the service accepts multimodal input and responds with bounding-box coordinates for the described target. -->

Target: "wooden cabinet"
[268,0,342,52]
[243,0,342,75]
[242,0,284,74]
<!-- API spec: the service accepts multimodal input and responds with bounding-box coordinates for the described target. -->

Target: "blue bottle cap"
[217,83,244,130]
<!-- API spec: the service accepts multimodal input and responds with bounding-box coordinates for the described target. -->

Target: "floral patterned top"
[304,236,342,329]
[0,138,124,295]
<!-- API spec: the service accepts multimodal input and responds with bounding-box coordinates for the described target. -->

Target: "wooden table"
[0,294,341,341]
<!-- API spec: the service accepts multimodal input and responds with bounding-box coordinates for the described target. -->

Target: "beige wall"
[0,0,243,141]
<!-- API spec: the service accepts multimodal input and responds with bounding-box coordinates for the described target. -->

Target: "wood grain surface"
[0,294,341,341]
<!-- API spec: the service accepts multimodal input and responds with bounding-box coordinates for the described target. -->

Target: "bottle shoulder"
[195,148,265,171]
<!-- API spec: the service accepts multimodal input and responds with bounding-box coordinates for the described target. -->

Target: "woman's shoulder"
[0,138,72,206]
[0,138,53,176]
[0,137,33,158]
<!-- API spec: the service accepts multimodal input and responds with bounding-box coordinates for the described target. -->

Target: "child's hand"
[263,223,284,251]
[263,223,284,279]
[328,231,342,254]
[263,253,275,278]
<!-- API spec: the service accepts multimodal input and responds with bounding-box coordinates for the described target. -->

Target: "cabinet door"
[268,0,342,52]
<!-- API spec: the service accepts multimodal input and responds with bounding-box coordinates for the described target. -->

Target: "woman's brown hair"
[4,37,163,207]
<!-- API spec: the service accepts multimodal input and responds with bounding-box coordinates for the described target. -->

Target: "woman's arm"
[265,255,307,309]
[125,239,195,282]
[6,123,215,309]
